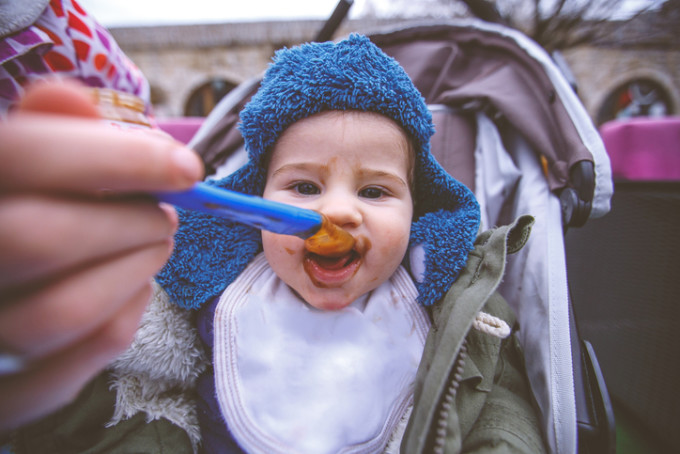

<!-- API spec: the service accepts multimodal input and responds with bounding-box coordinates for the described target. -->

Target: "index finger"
[0,81,203,193]
[0,114,204,193]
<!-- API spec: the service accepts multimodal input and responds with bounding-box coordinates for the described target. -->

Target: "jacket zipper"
[432,339,468,454]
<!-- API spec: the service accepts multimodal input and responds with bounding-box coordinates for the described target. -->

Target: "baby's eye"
[359,187,385,199]
[293,182,320,195]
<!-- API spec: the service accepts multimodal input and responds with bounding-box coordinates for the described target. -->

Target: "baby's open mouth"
[307,250,360,270]
[303,249,362,286]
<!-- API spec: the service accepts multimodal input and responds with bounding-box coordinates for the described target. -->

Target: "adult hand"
[0,81,203,431]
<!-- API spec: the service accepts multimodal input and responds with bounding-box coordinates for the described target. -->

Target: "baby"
[156,34,545,453]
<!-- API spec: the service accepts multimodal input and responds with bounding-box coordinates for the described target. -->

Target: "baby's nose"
[318,193,362,229]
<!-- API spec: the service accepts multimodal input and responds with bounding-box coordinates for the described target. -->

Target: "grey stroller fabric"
[372,24,592,192]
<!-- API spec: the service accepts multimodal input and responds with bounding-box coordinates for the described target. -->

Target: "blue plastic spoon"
[155,182,323,239]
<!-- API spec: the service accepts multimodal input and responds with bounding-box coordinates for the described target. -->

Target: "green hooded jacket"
[402,215,546,453]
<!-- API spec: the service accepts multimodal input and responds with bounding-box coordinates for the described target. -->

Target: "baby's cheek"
[263,232,302,254]
[373,242,406,276]
[379,230,410,257]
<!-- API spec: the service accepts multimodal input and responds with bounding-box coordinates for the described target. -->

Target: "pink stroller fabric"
[600,117,680,181]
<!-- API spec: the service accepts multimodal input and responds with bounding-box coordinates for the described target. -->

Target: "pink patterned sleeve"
[0,0,152,118]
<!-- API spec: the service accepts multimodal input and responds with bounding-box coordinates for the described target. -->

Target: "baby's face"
[262,111,413,311]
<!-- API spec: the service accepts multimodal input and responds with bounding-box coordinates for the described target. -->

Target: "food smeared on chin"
[304,214,355,257]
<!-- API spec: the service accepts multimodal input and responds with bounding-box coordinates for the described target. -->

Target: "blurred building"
[564,1,680,126]
[109,13,679,125]
[109,18,405,118]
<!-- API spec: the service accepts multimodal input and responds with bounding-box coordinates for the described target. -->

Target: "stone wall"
[110,20,328,117]
[123,44,274,117]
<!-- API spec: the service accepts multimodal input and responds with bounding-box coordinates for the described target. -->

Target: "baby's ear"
[409,243,426,284]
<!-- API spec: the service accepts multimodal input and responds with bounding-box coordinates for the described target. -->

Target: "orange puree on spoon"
[304,215,355,257]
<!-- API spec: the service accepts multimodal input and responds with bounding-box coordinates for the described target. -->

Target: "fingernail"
[166,237,175,255]
[158,202,179,232]
[172,147,204,184]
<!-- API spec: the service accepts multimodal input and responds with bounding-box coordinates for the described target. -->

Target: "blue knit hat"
[157,34,480,309]
[239,34,434,179]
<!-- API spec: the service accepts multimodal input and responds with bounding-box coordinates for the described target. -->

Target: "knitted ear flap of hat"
[156,34,480,309]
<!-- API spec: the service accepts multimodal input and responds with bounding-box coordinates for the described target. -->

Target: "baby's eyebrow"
[271,162,321,177]
[360,169,409,188]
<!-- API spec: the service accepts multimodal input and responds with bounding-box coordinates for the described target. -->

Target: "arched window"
[597,78,673,126]
[184,78,237,117]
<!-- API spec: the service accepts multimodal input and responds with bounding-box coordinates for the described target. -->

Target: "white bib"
[213,253,430,454]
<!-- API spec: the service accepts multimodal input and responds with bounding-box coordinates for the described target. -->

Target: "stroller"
[164,13,615,454]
